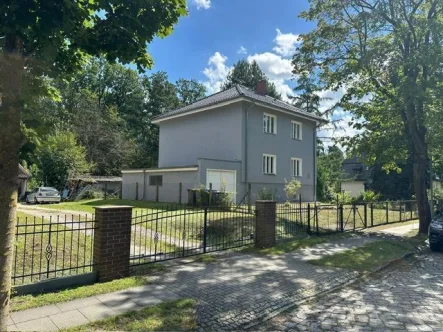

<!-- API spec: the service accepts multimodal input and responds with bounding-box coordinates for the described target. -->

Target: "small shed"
[69,175,122,194]
[18,164,31,199]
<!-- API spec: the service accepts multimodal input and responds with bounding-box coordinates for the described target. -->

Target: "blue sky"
[147,0,314,95]
[145,0,353,144]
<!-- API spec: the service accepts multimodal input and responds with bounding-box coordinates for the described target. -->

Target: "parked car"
[429,212,443,251]
[26,187,61,204]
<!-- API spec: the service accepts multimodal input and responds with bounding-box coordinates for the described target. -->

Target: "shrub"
[284,178,302,202]
[332,191,353,204]
[256,186,278,200]
[360,190,381,202]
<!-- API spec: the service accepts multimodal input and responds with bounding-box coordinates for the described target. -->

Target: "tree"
[318,146,345,195]
[134,72,181,167]
[38,131,91,189]
[0,1,186,328]
[293,0,443,233]
[222,60,281,99]
[176,78,206,106]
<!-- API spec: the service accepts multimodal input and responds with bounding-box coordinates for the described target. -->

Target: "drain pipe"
[244,101,256,187]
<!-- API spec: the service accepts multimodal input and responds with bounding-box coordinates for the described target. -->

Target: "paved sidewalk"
[7,233,397,331]
[261,250,442,331]
[7,284,180,331]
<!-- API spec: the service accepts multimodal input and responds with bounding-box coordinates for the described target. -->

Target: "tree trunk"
[414,155,432,234]
[0,36,24,331]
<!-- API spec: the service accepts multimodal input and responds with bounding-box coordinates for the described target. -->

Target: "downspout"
[244,101,256,186]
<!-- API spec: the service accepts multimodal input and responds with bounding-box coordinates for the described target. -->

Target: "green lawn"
[41,199,255,245]
[63,298,197,332]
[13,212,94,286]
[11,276,149,312]
[308,240,413,271]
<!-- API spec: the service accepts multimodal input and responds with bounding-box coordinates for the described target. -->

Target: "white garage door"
[207,169,236,202]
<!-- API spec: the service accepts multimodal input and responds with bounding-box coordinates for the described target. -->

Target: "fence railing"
[129,204,255,266]
[13,214,96,286]
[275,200,418,237]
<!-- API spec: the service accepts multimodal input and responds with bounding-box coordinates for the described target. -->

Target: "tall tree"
[294,0,443,233]
[134,72,181,167]
[176,78,206,106]
[0,1,186,328]
[222,60,281,99]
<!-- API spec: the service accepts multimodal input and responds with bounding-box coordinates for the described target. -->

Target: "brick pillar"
[93,206,133,282]
[255,200,276,248]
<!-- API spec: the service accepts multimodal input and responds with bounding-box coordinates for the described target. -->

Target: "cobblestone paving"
[261,250,443,331]
[148,250,359,331]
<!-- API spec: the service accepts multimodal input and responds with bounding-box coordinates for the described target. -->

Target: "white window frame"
[291,120,302,140]
[291,158,302,177]
[263,154,277,175]
[263,113,277,134]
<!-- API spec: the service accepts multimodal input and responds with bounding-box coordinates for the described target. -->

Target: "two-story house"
[122,81,326,203]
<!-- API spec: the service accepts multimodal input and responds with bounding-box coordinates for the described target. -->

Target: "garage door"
[207,169,236,202]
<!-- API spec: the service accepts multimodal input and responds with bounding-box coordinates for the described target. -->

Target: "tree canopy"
[222,60,281,99]
[294,0,443,233]
[0,1,187,328]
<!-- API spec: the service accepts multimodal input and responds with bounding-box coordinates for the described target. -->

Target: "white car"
[26,187,61,204]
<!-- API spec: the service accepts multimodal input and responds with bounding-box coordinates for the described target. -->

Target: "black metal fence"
[276,200,418,238]
[129,204,255,266]
[13,214,96,286]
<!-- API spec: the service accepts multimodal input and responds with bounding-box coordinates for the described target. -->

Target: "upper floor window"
[291,158,302,177]
[263,154,277,175]
[291,121,302,140]
[263,113,277,134]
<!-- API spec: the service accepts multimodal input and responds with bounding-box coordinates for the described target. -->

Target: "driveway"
[261,250,443,331]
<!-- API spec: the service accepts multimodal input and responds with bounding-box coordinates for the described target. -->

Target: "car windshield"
[40,188,58,192]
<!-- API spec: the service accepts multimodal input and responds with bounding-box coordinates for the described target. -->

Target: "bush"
[256,186,278,200]
[331,191,353,204]
[360,190,381,202]
[80,189,103,200]
[284,178,302,202]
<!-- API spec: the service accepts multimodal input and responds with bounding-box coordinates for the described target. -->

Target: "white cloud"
[246,52,294,100]
[247,52,293,81]
[237,46,248,55]
[192,0,211,10]
[273,29,301,57]
[202,52,231,94]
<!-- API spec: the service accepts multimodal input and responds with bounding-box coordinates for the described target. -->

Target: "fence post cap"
[94,205,134,210]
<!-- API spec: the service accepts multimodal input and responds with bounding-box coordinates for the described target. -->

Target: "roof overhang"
[152,97,327,125]
[122,166,199,174]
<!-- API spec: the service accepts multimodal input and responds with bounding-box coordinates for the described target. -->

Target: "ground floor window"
[263,154,277,175]
[149,175,163,186]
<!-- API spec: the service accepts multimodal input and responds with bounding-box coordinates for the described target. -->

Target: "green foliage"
[370,163,414,201]
[318,146,344,194]
[360,190,381,203]
[295,0,443,228]
[222,60,281,99]
[176,78,206,106]
[256,186,278,201]
[331,191,353,205]
[284,178,302,202]
[38,131,91,189]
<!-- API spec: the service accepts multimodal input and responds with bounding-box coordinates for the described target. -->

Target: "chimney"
[255,80,267,95]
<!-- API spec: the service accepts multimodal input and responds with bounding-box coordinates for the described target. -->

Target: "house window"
[291,158,302,177]
[291,121,302,140]
[263,154,277,175]
[149,175,163,186]
[263,113,277,134]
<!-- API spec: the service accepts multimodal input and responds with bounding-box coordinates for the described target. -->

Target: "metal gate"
[129,204,255,266]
